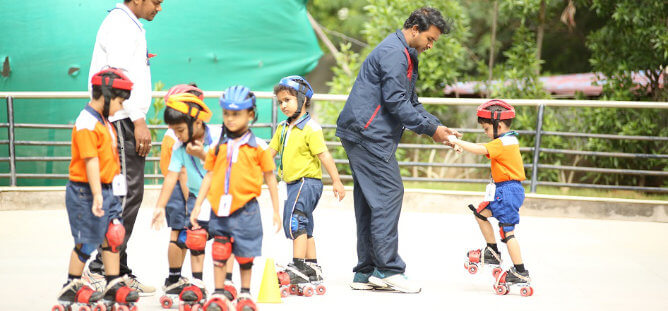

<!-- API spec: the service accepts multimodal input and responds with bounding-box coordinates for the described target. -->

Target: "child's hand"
[91,194,104,217]
[447,135,458,143]
[186,140,206,159]
[190,205,201,229]
[272,211,281,233]
[151,207,165,231]
[333,181,345,201]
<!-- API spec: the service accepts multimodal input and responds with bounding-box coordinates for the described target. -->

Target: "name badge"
[484,183,496,202]
[217,195,232,217]
[278,181,288,203]
[199,198,212,221]
[112,174,127,196]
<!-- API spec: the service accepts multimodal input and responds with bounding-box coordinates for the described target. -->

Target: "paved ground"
[2,204,668,311]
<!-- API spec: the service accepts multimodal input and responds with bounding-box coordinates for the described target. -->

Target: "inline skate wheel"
[302,286,314,297]
[492,267,502,279]
[467,264,478,274]
[315,284,326,295]
[520,286,534,297]
[289,284,298,295]
[494,284,508,295]
[160,295,173,309]
[280,287,289,298]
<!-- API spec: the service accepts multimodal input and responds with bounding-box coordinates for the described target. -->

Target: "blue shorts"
[487,180,525,232]
[282,178,323,240]
[65,181,122,245]
[165,181,188,229]
[208,198,262,258]
[186,194,209,231]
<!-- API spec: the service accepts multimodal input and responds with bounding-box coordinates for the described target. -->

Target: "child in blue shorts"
[190,85,280,310]
[53,68,139,310]
[268,76,345,293]
[447,99,533,296]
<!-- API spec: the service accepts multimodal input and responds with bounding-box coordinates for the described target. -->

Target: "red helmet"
[164,84,204,102]
[476,99,515,120]
[90,68,133,91]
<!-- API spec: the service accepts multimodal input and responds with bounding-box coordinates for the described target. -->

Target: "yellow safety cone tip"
[257,257,282,303]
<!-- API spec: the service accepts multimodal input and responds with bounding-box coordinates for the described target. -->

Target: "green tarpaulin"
[0,0,323,186]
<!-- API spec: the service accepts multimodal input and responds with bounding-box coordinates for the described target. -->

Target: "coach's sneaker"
[368,270,421,293]
[350,271,389,290]
[125,273,156,296]
[82,267,106,292]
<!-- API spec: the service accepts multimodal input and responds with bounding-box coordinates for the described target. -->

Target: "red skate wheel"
[467,265,478,274]
[315,284,326,295]
[289,284,298,295]
[78,306,92,311]
[117,306,130,311]
[520,286,534,297]
[280,287,289,298]
[492,267,502,279]
[93,303,106,311]
[52,305,65,311]
[160,295,173,309]
[494,284,508,295]
[303,286,314,297]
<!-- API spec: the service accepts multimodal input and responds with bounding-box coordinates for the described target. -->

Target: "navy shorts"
[165,181,188,229]
[487,180,525,232]
[208,198,263,258]
[186,194,209,230]
[282,178,323,240]
[65,181,122,245]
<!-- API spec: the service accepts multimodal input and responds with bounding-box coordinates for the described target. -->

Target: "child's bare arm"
[317,150,345,201]
[190,171,214,228]
[151,170,180,230]
[263,171,281,233]
[269,148,278,158]
[448,136,489,155]
[84,157,104,217]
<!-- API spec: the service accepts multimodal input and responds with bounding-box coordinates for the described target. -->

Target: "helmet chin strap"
[288,92,306,123]
[100,76,115,119]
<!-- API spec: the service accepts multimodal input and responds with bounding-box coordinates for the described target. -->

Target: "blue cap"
[278,75,313,99]
[220,85,255,110]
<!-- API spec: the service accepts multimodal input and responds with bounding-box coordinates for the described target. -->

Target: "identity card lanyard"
[106,120,127,196]
[483,131,519,202]
[217,131,251,217]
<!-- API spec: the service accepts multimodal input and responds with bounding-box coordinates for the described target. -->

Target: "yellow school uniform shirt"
[269,113,327,183]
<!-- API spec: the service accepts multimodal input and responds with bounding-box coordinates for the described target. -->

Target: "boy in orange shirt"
[53,68,139,311]
[447,99,533,296]
[190,85,281,311]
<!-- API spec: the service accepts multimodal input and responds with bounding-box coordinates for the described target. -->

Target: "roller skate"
[98,276,140,311]
[305,262,327,295]
[52,279,104,311]
[493,267,534,297]
[464,246,503,279]
[276,263,315,297]
[202,293,234,311]
[158,277,190,309]
[178,278,209,311]
[233,293,257,311]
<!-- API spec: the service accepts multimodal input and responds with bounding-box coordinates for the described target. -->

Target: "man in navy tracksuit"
[336,7,460,293]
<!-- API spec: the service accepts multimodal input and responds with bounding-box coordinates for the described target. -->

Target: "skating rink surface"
[2,204,668,311]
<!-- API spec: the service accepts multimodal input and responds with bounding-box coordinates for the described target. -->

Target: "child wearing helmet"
[268,75,345,295]
[447,99,533,296]
[53,68,139,311]
[151,84,230,308]
[190,85,280,311]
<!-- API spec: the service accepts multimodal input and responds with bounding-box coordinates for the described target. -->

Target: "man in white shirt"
[84,0,163,296]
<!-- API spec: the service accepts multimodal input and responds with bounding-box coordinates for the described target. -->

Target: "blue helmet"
[220,85,256,111]
[278,75,313,120]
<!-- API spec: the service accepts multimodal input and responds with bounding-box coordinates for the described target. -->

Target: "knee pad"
[236,256,254,270]
[498,223,516,243]
[212,236,233,265]
[290,211,307,238]
[104,219,125,253]
[469,202,489,221]
[74,243,97,263]
[170,229,188,250]
[185,228,207,251]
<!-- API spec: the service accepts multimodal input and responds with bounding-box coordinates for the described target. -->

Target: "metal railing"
[1,91,667,193]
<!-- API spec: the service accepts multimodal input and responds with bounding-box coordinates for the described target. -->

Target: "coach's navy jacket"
[336,30,441,162]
